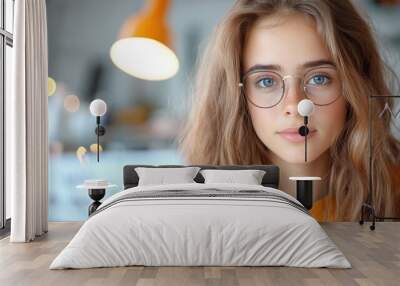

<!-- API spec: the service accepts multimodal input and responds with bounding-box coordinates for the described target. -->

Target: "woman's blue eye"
[256,78,275,88]
[309,75,330,86]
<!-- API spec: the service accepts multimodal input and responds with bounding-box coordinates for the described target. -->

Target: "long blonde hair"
[179,0,400,220]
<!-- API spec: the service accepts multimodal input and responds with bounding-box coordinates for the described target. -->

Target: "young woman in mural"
[179,0,400,221]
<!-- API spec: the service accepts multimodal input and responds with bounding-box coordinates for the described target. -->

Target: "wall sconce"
[89,99,107,162]
[298,99,315,162]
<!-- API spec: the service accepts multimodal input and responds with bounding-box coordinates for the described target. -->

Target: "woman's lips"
[277,128,317,143]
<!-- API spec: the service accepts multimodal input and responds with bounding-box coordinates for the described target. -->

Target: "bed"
[50,164,351,269]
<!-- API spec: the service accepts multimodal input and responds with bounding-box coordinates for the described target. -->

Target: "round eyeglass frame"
[239,68,342,109]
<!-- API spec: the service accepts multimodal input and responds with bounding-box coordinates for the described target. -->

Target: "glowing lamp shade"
[298,99,315,117]
[111,0,178,80]
[90,143,103,153]
[90,99,107,117]
[76,146,87,164]
[48,77,57,96]
[110,37,179,80]
[64,95,80,113]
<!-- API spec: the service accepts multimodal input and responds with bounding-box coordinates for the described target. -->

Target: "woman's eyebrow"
[243,59,336,76]
[243,64,281,75]
[302,59,336,69]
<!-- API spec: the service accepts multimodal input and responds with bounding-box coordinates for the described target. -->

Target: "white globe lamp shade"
[298,99,314,117]
[90,99,107,117]
[110,37,179,81]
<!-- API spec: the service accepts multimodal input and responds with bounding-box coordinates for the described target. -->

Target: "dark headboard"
[123,165,280,189]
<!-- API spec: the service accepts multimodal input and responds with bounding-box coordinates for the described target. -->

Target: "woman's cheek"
[315,101,347,146]
[249,107,277,145]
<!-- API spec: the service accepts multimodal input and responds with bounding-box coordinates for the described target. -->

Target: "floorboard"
[0,222,399,286]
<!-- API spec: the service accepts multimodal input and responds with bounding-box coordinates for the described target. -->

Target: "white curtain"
[6,0,48,242]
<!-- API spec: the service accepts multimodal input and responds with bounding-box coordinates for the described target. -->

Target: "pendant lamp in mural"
[110,0,179,80]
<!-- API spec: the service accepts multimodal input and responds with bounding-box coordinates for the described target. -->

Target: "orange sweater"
[310,164,400,221]
[310,195,337,222]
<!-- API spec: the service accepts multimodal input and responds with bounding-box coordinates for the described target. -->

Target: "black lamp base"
[296,180,313,210]
[88,188,105,216]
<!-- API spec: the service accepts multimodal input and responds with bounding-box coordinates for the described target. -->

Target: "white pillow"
[200,169,266,185]
[135,167,201,186]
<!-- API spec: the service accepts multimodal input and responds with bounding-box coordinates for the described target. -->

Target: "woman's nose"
[282,80,304,116]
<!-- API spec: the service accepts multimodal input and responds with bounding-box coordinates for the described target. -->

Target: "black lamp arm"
[94,116,106,162]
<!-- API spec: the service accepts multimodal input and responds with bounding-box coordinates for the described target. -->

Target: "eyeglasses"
[239,66,341,108]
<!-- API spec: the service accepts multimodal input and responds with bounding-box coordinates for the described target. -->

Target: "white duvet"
[50,183,351,269]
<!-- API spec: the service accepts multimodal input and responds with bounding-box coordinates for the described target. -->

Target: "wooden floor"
[0,222,399,286]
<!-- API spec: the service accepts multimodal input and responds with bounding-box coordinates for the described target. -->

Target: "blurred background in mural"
[46,0,400,221]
